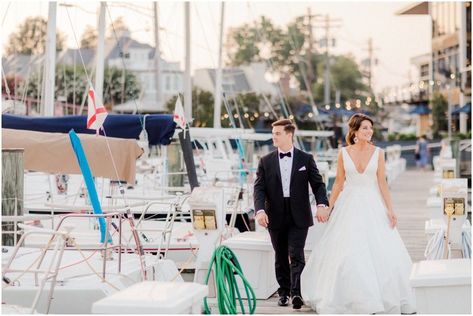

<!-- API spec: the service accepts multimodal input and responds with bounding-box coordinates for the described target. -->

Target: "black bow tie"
[279,152,292,159]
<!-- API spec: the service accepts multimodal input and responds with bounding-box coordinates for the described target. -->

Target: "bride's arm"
[376,149,397,228]
[328,149,346,211]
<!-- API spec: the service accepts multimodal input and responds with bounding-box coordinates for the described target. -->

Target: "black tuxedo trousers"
[254,148,328,297]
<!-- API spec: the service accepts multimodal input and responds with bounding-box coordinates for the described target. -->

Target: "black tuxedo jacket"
[254,148,329,230]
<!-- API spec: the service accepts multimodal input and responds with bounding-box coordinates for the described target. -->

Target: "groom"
[254,119,330,309]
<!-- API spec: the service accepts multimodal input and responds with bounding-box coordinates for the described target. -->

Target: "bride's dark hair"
[345,113,374,145]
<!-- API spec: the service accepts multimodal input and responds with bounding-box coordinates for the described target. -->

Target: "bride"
[301,113,416,314]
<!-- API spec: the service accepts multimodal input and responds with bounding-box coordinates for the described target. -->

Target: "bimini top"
[2,113,176,146]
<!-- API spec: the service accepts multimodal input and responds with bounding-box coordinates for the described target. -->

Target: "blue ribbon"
[68,129,112,243]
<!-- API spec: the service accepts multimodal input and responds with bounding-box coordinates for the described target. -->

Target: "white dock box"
[410,259,471,314]
[222,231,278,299]
[91,281,208,314]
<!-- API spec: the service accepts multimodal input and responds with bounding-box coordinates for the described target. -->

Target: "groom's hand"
[256,211,269,228]
[316,206,330,223]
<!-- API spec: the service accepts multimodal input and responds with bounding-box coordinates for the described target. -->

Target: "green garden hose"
[203,245,257,314]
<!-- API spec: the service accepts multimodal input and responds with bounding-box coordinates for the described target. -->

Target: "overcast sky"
[1,1,432,93]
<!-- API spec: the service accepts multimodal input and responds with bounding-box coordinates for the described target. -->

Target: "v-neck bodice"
[342,146,379,187]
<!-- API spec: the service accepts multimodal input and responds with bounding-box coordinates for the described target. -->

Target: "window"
[173,75,178,90]
[165,76,171,91]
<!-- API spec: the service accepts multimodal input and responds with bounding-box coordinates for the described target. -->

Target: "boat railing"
[2,224,72,313]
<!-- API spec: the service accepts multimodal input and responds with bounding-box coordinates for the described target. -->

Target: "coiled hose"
[203,246,257,314]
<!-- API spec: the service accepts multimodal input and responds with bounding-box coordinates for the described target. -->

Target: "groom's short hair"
[272,118,295,136]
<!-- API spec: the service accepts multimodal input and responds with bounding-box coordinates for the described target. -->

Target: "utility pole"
[363,37,378,94]
[311,14,341,108]
[306,8,315,88]
[323,15,331,107]
[367,37,373,92]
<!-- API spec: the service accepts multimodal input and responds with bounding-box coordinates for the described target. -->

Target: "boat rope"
[203,245,256,314]
[424,227,450,260]
[462,230,471,258]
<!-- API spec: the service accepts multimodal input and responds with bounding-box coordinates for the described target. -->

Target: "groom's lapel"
[273,150,282,185]
[290,148,301,186]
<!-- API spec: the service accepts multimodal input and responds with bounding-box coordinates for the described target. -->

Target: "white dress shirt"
[256,147,328,216]
[278,147,294,198]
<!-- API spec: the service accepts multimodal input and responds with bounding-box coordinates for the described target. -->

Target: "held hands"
[256,211,269,228]
[387,211,397,229]
[316,206,331,223]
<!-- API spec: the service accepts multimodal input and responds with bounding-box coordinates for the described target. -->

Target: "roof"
[409,104,431,115]
[452,102,471,114]
[207,68,251,93]
[396,2,429,15]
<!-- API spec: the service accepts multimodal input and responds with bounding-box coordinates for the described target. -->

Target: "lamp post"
[447,73,455,141]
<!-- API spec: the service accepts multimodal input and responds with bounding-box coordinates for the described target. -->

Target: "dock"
[206,169,435,314]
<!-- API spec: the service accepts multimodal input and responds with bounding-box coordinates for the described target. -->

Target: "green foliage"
[103,67,141,105]
[223,92,265,128]
[1,75,23,96]
[454,132,472,140]
[5,16,66,55]
[312,55,368,105]
[227,16,368,106]
[387,132,417,141]
[431,92,448,138]
[80,25,97,48]
[166,88,215,127]
[20,65,141,106]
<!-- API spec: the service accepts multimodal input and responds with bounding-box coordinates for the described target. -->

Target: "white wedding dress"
[301,147,416,314]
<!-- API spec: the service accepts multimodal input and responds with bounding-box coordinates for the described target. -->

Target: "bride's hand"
[316,206,331,223]
[387,211,397,229]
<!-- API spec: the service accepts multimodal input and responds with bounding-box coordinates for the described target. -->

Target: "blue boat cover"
[2,114,176,146]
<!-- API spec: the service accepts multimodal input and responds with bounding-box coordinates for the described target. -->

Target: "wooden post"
[167,140,184,188]
[2,149,24,246]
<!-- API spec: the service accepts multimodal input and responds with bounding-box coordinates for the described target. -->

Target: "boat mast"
[42,1,57,116]
[213,2,225,128]
[183,1,192,122]
[95,2,106,106]
[153,2,162,108]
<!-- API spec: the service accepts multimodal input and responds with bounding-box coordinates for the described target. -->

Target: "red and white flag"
[173,95,187,129]
[87,87,108,131]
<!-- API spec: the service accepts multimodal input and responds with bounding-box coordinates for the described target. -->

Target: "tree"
[226,16,284,67]
[5,16,66,55]
[224,92,264,128]
[20,65,141,108]
[312,55,368,105]
[1,75,24,96]
[103,67,141,106]
[80,25,97,48]
[107,17,131,39]
[226,16,321,93]
[166,88,215,127]
[431,92,448,138]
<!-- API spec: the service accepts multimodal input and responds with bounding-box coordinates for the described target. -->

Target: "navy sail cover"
[2,114,176,146]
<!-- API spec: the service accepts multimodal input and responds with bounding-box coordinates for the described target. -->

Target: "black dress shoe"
[278,295,289,306]
[292,295,303,309]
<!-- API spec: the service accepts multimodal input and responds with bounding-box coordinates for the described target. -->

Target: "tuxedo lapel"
[290,148,300,186]
[273,150,282,185]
